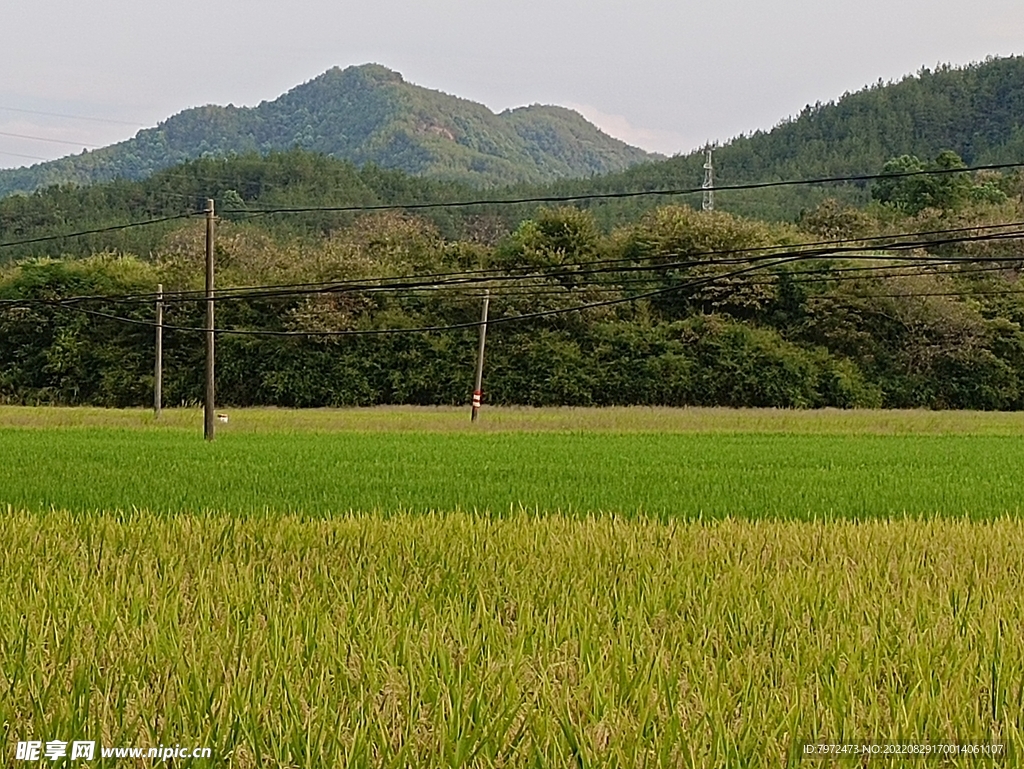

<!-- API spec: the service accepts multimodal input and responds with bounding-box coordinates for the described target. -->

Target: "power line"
[222,161,1024,216]
[2,220,1020,314]
[431,261,1020,298]
[62,253,810,337]
[0,130,101,149]
[3,163,1023,255]
[349,257,1024,300]
[0,106,144,127]
[13,250,1022,339]
[834,287,1024,300]
[107,158,1024,216]
[17,224,1023,336]
[0,213,198,250]
[153,225,1024,304]
[0,150,52,163]
[0,246,976,309]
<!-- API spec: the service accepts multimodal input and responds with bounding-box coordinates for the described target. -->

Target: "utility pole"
[204,199,216,441]
[471,288,490,422]
[702,146,715,212]
[154,283,163,418]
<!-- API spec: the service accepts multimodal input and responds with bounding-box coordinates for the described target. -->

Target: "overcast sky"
[2,0,1023,169]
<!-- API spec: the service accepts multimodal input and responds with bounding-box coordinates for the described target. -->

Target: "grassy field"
[1,409,1023,518]
[5,404,1024,434]
[1,407,1022,766]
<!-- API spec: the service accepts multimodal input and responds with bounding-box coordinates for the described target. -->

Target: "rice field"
[1,420,1023,519]
[1,407,1022,766]
[5,404,1024,434]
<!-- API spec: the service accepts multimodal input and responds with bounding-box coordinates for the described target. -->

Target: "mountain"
[3,55,1023,247]
[0,64,656,197]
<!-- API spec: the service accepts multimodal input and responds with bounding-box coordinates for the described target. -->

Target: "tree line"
[3,164,1024,409]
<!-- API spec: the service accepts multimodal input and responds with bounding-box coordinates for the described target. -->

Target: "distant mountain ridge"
[572,55,1024,220]
[0,64,656,196]
[4,56,1023,223]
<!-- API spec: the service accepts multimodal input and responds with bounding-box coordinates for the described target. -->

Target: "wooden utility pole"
[204,199,216,441]
[471,288,490,422]
[154,283,163,418]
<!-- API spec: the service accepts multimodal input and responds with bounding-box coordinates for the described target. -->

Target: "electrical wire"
[83,226,1024,306]
[432,261,1021,298]
[7,218,1020,311]
[221,161,1024,216]
[61,253,811,337]
[0,212,199,250]
[0,150,52,163]
[0,106,144,127]
[0,130,101,149]
[3,160,1022,254]
[23,227,1024,337]
[832,287,1024,300]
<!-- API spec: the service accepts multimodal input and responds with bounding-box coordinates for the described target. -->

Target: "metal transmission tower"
[702,146,715,211]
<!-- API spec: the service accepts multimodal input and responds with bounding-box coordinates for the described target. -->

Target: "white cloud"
[564,102,702,157]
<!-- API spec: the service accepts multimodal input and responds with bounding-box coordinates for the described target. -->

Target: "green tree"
[872,151,972,215]
[871,155,926,212]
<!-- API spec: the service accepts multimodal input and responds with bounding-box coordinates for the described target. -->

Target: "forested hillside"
[0,152,492,263]
[2,167,1024,410]
[0,64,655,197]
[1,145,1020,265]
[3,56,1022,225]
[3,57,1024,412]
[541,55,1024,220]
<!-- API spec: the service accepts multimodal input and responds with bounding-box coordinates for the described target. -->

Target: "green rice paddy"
[0,415,1022,518]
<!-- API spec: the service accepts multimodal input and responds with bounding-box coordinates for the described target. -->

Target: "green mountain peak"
[0,65,656,197]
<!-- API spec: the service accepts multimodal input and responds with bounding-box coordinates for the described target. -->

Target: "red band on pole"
[472,391,482,407]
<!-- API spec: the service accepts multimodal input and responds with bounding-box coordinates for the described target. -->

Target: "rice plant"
[0,512,1020,767]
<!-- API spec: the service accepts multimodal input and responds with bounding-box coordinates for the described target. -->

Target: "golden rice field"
[0,407,1021,766]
